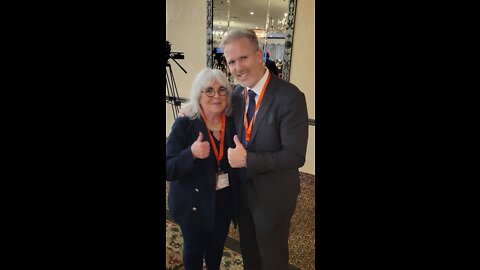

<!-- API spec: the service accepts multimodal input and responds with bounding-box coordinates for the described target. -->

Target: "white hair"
[184,68,232,119]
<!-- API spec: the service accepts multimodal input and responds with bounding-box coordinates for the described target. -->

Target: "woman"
[166,68,239,270]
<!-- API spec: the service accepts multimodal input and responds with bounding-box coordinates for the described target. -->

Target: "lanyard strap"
[244,72,271,143]
[199,109,226,170]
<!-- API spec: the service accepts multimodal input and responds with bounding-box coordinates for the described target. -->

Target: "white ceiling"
[213,0,290,33]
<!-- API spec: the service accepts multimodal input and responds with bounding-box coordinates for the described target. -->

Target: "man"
[224,29,308,270]
[264,51,279,76]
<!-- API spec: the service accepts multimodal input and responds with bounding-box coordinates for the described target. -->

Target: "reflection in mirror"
[208,0,297,82]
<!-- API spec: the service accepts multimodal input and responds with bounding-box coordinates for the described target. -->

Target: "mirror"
[207,0,297,82]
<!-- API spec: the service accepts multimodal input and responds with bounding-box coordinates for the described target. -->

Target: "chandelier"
[267,13,288,33]
[213,30,227,44]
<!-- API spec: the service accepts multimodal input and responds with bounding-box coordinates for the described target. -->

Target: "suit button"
[195,188,199,192]
[192,207,197,211]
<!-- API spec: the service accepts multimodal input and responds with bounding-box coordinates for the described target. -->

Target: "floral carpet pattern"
[166,172,315,270]
[166,219,244,270]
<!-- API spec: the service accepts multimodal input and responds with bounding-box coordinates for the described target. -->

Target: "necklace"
[207,122,221,132]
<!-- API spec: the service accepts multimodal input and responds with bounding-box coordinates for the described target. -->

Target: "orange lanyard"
[244,72,271,143]
[199,109,226,171]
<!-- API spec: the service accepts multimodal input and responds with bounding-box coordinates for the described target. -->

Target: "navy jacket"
[166,116,240,231]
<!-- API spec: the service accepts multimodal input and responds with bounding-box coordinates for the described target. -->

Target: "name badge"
[216,172,229,190]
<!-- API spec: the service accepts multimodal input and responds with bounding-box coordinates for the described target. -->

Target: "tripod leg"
[165,65,179,119]
[166,67,177,120]
[167,65,182,119]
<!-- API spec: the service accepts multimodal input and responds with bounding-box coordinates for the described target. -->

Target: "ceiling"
[213,0,290,34]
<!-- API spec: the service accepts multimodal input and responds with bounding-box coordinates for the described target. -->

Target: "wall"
[290,0,315,175]
[166,0,207,136]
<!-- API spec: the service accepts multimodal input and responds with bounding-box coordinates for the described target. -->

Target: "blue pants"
[179,189,233,270]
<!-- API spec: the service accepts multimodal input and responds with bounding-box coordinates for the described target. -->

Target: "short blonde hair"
[185,68,232,119]
[220,29,260,52]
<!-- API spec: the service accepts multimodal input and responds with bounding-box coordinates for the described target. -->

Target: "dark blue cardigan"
[166,116,239,231]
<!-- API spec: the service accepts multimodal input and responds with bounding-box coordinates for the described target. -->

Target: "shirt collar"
[247,68,269,96]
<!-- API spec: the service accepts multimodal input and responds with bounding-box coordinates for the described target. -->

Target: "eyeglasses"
[201,87,228,97]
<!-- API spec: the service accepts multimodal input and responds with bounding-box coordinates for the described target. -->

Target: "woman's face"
[199,80,228,115]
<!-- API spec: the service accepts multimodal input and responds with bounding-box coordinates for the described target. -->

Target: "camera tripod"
[166,57,187,119]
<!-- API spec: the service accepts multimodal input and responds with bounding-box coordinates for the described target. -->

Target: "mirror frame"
[206,0,297,81]
[206,0,214,68]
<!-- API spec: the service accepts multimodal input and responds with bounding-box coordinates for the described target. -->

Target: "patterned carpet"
[166,172,315,270]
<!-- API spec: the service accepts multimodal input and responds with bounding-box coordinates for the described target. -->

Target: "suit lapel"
[250,78,276,143]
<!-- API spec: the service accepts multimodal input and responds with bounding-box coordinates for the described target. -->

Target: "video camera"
[166,41,184,61]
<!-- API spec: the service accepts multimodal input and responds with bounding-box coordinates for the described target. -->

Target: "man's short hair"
[219,29,260,52]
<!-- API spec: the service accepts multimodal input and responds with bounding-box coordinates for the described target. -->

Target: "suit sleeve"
[247,90,309,177]
[166,118,197,181]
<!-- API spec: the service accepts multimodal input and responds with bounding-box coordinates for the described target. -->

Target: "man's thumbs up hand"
[228,135,247,168]
[233,134,242,148]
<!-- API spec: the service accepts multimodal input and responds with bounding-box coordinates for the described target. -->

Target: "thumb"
[196,131,203,142]
[233,135,241,148]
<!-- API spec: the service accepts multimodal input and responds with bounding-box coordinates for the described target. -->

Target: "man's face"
[224,37,265,88]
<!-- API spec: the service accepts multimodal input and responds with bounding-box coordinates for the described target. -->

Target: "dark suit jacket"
[265,58,279,76]
[232,72,308,220]
[166,116,240,231]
